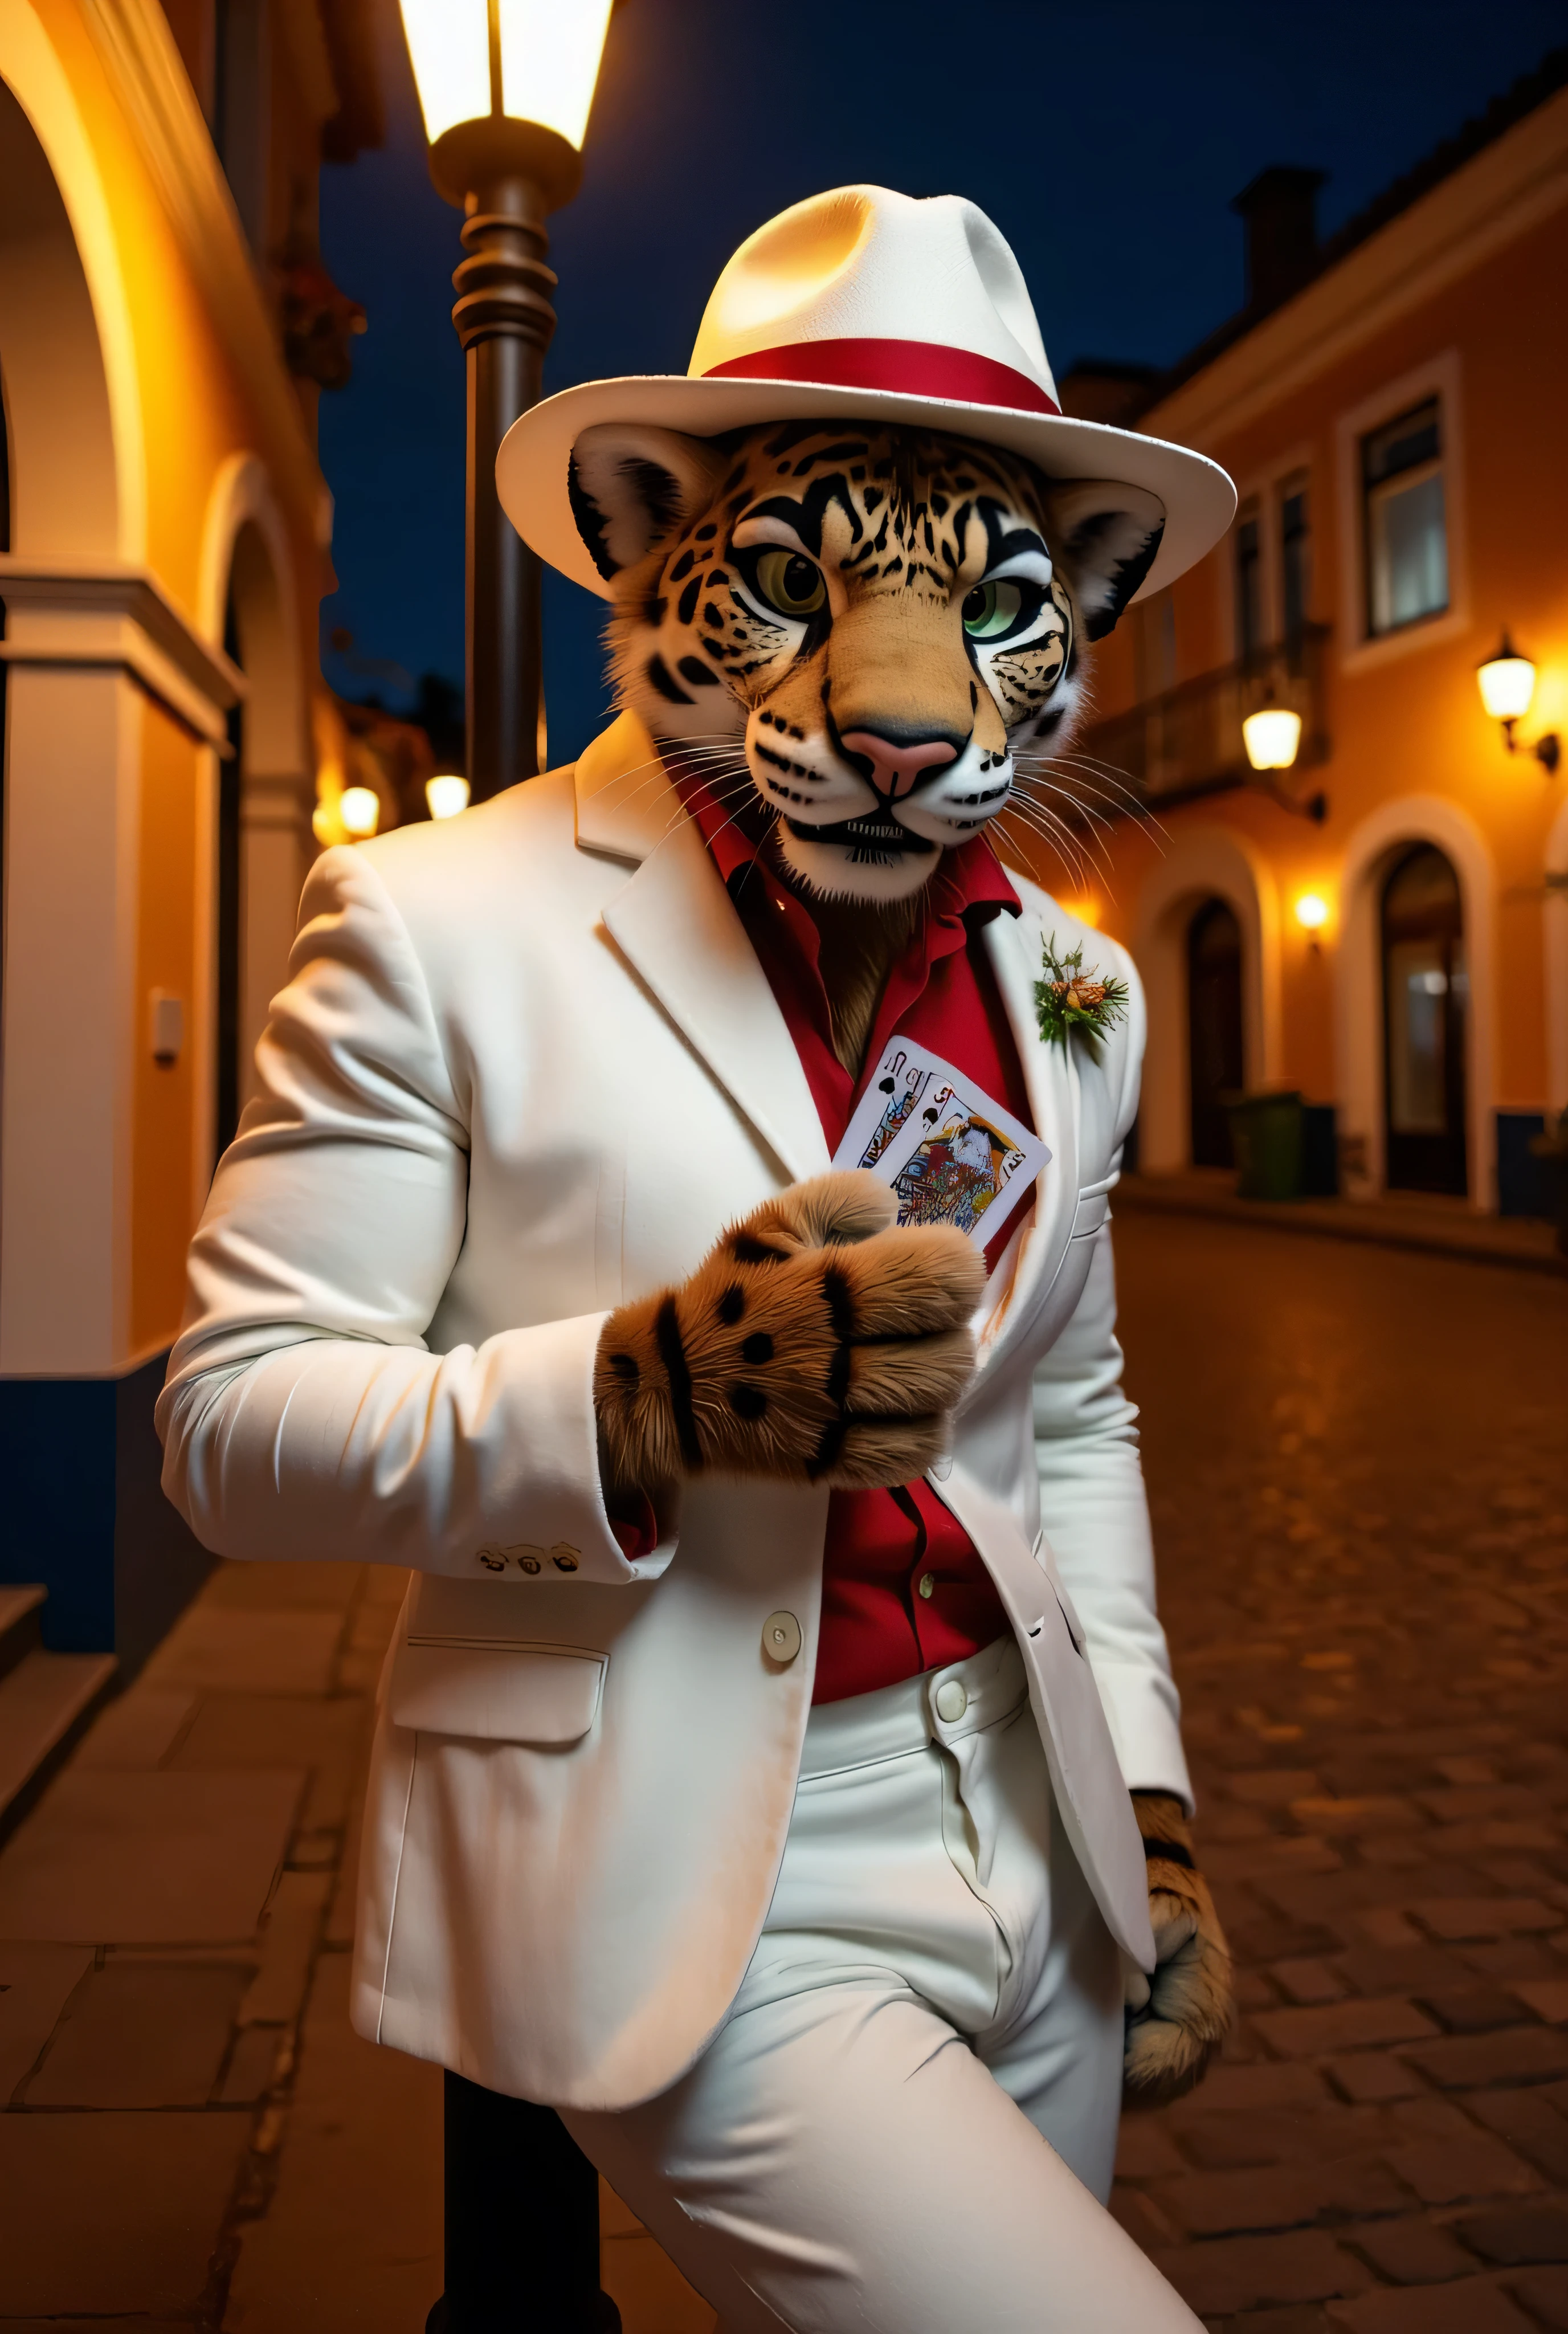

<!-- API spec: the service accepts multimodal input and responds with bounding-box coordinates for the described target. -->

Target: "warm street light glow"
[1477,636,1537,722]
[427,773,471,820]
[1243,704,1303,770]
[340,786,381,838]
[498,0,615,148]
[1295,892,1329,932]
[399,0,491,144]
[399,0,612,150]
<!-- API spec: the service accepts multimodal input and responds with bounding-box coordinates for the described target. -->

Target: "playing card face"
[834,1040,1051,1254]
[875,1072,1051,1251]
[833,1038,953,1173]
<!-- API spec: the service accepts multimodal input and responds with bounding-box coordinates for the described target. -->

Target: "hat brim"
[496,373,1235,602]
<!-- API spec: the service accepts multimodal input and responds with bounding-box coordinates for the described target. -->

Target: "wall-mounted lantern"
[1476,633,1560,773]
[426,773,472,821]
[1242,693,1303,772]
[1293,892,1329,933]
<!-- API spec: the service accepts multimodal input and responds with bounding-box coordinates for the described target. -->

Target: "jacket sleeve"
[156,844,666,1586]
[1032,941,1193,1808]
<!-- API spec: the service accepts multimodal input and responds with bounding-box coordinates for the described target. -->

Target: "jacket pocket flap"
[389,1640,607,1743]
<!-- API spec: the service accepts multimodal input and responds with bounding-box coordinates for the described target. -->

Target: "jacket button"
[762,1610,801,1665]
[917,1571,936,1599]
[934,1678,968,1724]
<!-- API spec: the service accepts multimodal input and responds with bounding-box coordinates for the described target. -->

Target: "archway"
[199,458,312,1161]
[0,69,123,1380]
[1187,898,1244,1166]
[1337,795,1495,1207]
[1130,827,1282,1171]
[1380,843,1467,1194]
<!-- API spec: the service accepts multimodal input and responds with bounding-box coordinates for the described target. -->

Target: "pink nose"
[839,730,957,802]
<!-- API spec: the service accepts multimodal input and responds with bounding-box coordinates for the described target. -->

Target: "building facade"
[0,0,376,1666]
[1060,62,1567,1218]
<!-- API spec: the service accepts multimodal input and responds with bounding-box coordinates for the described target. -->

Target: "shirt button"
[934,1678,968,1724]
[762,1610,802,1665]
[917,1572,936,1600]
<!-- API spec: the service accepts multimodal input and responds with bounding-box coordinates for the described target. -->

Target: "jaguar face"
[569,418,1165,903]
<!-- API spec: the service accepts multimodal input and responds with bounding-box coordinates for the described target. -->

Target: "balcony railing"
[1079,622,1332,815]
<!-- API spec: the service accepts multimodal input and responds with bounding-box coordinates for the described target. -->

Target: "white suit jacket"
[158,711,1191,2112]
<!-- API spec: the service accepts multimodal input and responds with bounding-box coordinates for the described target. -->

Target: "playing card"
[832,1038,953,1173]
[874,1068,1051,1250]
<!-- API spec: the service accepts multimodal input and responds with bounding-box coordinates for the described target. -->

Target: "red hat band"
[701,336,1061,418]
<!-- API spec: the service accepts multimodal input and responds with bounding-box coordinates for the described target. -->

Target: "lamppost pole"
[397,14,617,2325]
[451,174,559,794]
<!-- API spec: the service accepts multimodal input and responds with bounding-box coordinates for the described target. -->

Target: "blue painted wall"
[0,1354,213,1675]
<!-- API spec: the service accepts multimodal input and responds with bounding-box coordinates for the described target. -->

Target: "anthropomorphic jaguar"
[570,414,1162,1066]
[164,186,1236,2332]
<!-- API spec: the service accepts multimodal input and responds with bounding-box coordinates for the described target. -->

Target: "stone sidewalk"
[0,1557,709,2332]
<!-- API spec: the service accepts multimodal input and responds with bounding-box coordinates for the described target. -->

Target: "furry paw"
[595,1170,986,1491]
[1122,1791,1233,2109]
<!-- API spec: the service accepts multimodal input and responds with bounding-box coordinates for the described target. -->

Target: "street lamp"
[397,16,618,2329]
[399,0,614,799]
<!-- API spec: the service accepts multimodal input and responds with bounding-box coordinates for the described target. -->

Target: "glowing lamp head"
[1295,892,1329,933]
[340,785,381,839]
[1243,704,1303,772]
[399,0,614,206]
[1477,634,1537,723]
[426,773,471,821]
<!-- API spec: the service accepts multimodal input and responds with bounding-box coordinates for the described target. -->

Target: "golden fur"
[595,1172,983,1492]
[1123,1792,1234,2107]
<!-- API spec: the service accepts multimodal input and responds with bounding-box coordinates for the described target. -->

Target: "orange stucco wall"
[131,700,205,1357]
[39,1,327,1356]
[1013,166,1568,1158]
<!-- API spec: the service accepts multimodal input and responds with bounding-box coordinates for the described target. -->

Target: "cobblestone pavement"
[1110,1211,1568,2334]
[0,1561,705,2331]
[1,1214,1563,2331]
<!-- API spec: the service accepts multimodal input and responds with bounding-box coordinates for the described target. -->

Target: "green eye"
[962,580,1027,640]
[753,548,826,618]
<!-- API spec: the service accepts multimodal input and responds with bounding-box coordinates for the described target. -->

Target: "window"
[1362,398,1447,637]
[1279,474,1309,643]
[1234,501,1263,660]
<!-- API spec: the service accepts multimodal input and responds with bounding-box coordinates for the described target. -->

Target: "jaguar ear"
[1047,481,1166,642]
[568,424,730,582]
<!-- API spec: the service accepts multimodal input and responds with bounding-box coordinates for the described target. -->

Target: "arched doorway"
[201,476,312,1164]
[1188,897,1244,1166]
[1382,843,1467,1194]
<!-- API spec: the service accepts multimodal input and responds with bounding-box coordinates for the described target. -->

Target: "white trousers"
[567,1635,1200,2332]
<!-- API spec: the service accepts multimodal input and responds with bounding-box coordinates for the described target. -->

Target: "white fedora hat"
[497,184,1235,601]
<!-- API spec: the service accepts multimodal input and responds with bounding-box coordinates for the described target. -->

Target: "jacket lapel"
[577,715,830,1186]
[970,906,1080,1377]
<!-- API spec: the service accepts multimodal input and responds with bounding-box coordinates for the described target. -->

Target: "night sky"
[317,0,1567,768]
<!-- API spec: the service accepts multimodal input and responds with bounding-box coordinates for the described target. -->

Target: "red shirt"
[677,777,1032,1704]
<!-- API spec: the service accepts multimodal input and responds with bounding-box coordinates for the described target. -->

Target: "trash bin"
[1528,1110,1568,1258]
[1224,1089,1305,1201]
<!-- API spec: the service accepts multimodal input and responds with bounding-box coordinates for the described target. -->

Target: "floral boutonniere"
[1034,936,1130,1048]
